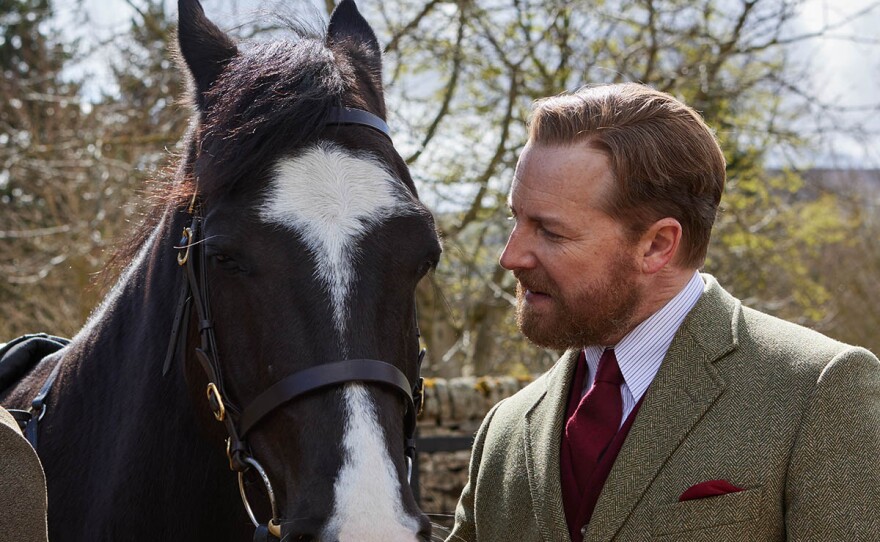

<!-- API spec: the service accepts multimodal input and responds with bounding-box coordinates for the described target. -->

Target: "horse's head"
[174,1,439,539]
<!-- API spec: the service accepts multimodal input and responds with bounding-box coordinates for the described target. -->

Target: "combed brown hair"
[529,83,726,268]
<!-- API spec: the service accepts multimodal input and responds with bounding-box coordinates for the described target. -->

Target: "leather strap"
[162,107,418,539]
[8,352,66,449]
[326,107,391,141]
[7,409,32,433]
[239,359,415,438]
[182,217,249,467]
[163,277,191,376]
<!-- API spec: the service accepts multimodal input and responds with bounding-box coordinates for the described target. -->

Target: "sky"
[792,0,880,166]
[55,0,880,168]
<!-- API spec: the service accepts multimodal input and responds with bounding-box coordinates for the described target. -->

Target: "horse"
[0,1,441,540]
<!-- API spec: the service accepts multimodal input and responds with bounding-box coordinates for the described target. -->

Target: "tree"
[0,0,186,338]
[364,0,869,375]
[2,0,876,375]
[0,0,99,337]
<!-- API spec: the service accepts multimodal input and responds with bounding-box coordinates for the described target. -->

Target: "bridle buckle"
[206,382,226,421]
[176,227,193,266]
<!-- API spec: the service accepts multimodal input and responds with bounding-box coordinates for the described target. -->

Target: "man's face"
[500,142,644,349]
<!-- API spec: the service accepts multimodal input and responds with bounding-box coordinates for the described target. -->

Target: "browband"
[326,106,392,141]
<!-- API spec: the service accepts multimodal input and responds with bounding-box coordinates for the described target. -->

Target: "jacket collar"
[519,274,741,541]
[587,274,740,540]
[523,348,580,541]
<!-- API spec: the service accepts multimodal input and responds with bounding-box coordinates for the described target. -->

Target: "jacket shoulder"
[738,305,876,371]
[694,275,877,375]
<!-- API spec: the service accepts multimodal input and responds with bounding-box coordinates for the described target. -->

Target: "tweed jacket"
[0,406,49,542]
[448,274,880,541]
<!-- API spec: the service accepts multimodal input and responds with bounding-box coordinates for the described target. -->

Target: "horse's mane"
[100,24,359,287]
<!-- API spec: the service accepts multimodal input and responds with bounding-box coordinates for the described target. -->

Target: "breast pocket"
[651,486,766,538]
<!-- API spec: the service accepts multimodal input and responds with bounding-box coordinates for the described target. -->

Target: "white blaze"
[260,141,416,342]
[329,385,421,541]
[259,142,421,540]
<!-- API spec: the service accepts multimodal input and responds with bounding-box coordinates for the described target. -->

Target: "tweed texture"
[448,275,880,542]
[0,406,49,542]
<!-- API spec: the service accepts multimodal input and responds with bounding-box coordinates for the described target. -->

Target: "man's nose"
[499,227,534,271]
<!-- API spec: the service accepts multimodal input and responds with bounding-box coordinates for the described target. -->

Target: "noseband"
[163,107,425,541]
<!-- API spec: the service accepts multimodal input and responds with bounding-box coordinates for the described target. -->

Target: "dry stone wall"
[415,375,534,531]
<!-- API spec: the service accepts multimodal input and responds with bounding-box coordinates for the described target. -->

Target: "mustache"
[513,270,556,295]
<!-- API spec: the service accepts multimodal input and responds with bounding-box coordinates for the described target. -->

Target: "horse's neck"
[51,210,194,458]
[42,212,245,538]
[67,213,180,398]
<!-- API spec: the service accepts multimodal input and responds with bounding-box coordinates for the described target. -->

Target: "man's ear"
[638,218,683,274]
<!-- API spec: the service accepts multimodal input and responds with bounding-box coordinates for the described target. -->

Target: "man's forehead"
[514,143,612,194]
[506,184,570,227]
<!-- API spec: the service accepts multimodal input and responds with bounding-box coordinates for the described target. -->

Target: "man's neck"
[642,267,697,316]
[602,267,698,346]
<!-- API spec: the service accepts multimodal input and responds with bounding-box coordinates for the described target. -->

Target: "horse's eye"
[210,253,245,273]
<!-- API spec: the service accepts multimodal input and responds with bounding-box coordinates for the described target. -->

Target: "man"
[1,405,49,542]
[447,83,880,542]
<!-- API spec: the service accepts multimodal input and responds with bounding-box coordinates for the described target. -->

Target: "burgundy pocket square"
[679,479,744,502]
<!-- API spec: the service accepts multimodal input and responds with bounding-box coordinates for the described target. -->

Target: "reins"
[165,106,425,541]
[2,334,70,449]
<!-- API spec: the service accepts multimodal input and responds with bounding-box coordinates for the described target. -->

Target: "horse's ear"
[326,0,381,72]
[177,0,238,108]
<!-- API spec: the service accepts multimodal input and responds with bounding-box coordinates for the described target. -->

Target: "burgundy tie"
[564,348,624,494]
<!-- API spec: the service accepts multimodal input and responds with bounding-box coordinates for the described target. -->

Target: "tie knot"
[595,349,623,386]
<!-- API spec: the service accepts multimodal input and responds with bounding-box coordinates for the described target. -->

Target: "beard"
[514,253,642,350]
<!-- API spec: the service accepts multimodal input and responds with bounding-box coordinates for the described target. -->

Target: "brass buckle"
[414,377,425,416]
[225,438,238,471]
[206,382,226,421]
[177,227,193,266]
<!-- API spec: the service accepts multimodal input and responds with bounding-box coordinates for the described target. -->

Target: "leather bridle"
[163,107,425,541]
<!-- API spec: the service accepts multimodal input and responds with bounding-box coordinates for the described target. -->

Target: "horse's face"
[176,1,439,540]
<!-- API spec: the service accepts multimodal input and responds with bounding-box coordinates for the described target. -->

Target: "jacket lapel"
[586,275,740,541]
[523,349,580,542]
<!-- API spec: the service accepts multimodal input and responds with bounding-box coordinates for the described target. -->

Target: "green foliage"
[1,0,876,371]
[368,0,876,374]
[707,167,848,326]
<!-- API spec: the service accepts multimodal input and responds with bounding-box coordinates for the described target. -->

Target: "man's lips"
[519,282,552,299]
[525,289,550,296]
[524,288,548,296]
[515,273,555,300]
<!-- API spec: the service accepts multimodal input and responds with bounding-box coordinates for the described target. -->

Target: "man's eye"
[540,227,562,240]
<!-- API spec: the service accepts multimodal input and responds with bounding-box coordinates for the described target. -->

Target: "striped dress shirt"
[581,271,705,425]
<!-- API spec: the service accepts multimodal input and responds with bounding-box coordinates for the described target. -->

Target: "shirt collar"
[584,271,705,400]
